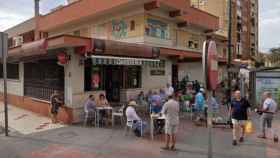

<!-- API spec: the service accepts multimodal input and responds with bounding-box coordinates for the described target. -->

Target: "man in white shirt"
[126,101,141,122]
[125,101,145,137]
[161,95,180,150]
[258,92,278,142]
[165,83,174,96]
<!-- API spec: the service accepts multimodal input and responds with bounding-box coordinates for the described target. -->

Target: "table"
[150,113,166,140]
[95,106,113,128]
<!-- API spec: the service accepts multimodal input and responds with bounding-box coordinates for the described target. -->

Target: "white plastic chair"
[124,120,143,137]
[112,105,125,127]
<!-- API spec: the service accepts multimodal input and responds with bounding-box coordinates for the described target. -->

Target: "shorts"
[260,113,274,132]
[231,119,246,125]
[51,105,59,114]
[165,123,178,135]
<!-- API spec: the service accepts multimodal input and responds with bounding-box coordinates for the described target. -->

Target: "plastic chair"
[112,105,125,127]
[83,109,96,127]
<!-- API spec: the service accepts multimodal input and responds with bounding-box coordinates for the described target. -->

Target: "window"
[130,20,135,31]
[24,60,64,100]
[0,63,19,79]
[125,66,141,89]
[188,40,199,49]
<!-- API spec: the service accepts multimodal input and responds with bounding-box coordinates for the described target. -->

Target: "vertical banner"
[202,41,208,88]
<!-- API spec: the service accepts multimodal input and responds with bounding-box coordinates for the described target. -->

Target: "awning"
[91,55,160,66]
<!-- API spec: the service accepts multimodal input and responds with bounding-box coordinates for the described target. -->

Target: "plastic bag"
[245,121,253,134]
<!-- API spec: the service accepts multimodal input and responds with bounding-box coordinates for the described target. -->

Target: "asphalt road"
[0,113,279,158]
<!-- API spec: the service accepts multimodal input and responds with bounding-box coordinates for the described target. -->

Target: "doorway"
[105,66,122,102]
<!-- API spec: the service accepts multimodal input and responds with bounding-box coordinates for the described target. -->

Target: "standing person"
[257,92,278,142]
[230,90,251,146]
[161,95,180,150]
[50,90,63,123]
[194,88,205,122]
[165,83,174,96]
[208,91,219,118]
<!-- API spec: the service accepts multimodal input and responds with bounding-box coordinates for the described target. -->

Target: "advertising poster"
[255,77,280,105]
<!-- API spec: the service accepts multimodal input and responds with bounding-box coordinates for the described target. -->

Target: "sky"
[0,0,279,53]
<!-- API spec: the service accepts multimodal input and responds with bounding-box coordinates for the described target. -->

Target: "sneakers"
[232,140,237,146]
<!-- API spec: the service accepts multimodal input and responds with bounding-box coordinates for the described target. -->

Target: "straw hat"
[128,101,137,106]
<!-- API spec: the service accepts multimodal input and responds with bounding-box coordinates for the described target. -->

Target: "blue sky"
[0,0,279,53]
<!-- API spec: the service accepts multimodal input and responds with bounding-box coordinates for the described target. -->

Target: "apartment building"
[191,0,259,60]
[1,0,219,123]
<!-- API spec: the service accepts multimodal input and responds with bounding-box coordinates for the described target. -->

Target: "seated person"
[137,91,147,106]
[125,101,146,136]
[151,91,162,113]
[84,95,96,113]
[96,93,110,126]
[96,93,109,107]
[84,95,96,124]
[159,88,167,102]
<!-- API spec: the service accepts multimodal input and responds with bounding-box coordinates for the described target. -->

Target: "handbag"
[245,120,254,134]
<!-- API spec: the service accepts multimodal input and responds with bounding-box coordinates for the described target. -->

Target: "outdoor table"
[150,113,166,140]
[95,106,113,128]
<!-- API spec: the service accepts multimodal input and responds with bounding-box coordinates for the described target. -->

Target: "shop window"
[0,63,19,79]
[125,66,141,89]
[130,20,135,31]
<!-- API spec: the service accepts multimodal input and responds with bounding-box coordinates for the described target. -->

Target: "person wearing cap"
[194,88,205,122]
[125,101,145,136]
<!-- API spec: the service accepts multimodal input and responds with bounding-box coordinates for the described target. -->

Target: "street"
[0,111,279,158]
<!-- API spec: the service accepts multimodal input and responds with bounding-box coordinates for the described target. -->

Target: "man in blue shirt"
[194,88,205,122]
[230,90,251,146]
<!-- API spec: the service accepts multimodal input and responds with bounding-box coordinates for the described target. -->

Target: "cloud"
[259,0,280,52]
[0,0,66,31]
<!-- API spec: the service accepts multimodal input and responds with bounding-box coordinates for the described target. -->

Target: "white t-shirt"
[263,98,277,113]
[161,99,179,125]
[165,86,174,96]
[125,106,141,122]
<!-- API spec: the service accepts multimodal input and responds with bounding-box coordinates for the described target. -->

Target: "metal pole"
[207,90,213,158]
[0,32,8,136]
[227,0,232,104]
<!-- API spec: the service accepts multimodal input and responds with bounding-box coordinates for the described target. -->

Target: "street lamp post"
[0,32,9,136]
[227,0,232,103]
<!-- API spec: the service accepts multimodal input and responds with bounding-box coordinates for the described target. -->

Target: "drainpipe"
[34,0,41,40]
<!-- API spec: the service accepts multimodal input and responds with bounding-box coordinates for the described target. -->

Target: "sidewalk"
[0,103,66,135]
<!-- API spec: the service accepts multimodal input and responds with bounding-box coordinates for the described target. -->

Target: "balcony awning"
[91,55,160,66]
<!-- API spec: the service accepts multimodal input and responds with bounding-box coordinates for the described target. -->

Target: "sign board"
[255,71,280,105]
[207,41,218,90]
[203,40,218,90]
[150,69,165,76]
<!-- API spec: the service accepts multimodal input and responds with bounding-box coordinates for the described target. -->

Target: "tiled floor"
[0,103,66,135]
